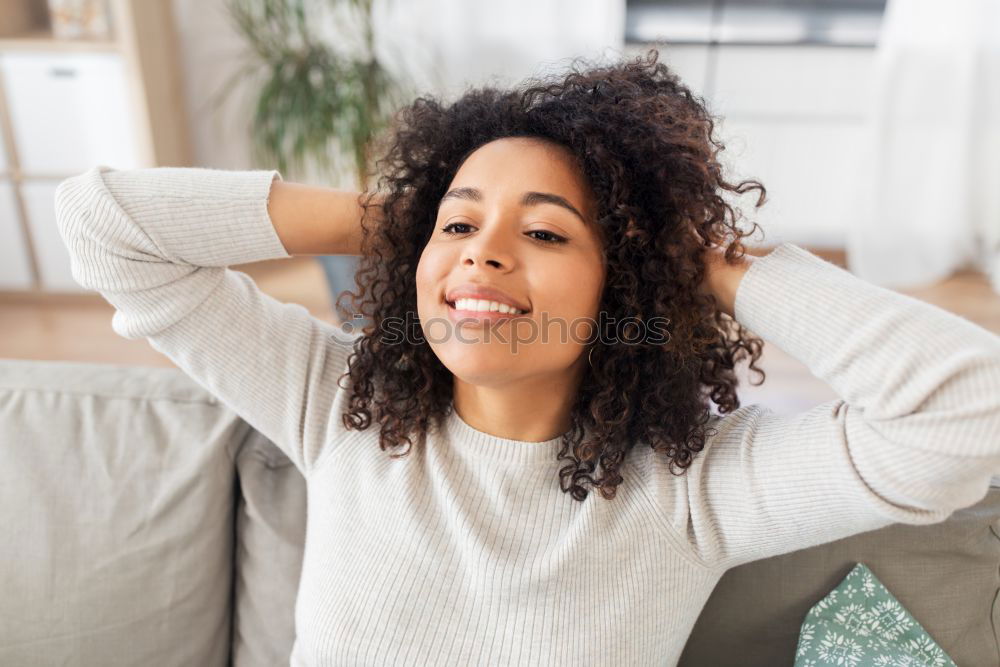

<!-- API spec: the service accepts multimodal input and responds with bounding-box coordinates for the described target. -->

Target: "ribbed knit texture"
[55,165,1000,666]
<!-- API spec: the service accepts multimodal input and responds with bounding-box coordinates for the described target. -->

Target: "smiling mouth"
[445,299,531,316]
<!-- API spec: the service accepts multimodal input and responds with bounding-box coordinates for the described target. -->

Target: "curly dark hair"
[335,47,768,502]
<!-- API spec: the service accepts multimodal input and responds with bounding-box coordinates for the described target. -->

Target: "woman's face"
[415,136,606,388]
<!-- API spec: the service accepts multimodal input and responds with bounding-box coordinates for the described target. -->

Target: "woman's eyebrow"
[439,186,585,224]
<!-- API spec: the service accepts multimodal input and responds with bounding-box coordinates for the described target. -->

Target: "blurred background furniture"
[0,0,191,293]
[625,0,885,250]
[1,356,997,666]
[3,0,997,300]
[2,0,999,418]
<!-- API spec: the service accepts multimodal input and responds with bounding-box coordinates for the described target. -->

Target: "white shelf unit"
[0,0,191,294]
[624,41,875,249]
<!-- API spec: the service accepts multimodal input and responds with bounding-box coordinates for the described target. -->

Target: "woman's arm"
[55,165,363,479]
[634,242,1000,572]
[267,181,380,256]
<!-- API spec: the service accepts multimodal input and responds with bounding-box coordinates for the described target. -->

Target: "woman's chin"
[438,349,524,378]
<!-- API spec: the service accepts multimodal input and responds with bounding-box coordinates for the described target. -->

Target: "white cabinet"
[0,0,190,293]
[716,118,866,247]
[624,42,875,248]
[709,46,873,118]
[711,46,874,247]
[20,179,82,291]
[0,179,32,288]
[1,51,141,175]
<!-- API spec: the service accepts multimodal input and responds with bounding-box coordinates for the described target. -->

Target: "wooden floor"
[2,248,998,416]
[0,256,340,368]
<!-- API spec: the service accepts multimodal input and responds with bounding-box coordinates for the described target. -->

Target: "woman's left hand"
[695,241,755,319]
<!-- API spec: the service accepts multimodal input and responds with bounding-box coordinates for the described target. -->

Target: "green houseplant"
[217,0,412,188]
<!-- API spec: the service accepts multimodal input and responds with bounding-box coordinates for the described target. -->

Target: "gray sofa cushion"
[679,486,1000,666]
[0,359,245,667]
[231,429,306,666]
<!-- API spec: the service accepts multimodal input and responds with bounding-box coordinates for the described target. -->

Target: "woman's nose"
[460,222,516,269]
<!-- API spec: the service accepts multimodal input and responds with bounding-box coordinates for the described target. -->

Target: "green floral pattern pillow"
[794,562,957,667]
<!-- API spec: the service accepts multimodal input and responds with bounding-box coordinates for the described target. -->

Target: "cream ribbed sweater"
[55,165,1000,666]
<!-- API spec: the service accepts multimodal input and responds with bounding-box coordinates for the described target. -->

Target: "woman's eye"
[441,222,472,235]
[440,222,566,245]
[527,230,567,245]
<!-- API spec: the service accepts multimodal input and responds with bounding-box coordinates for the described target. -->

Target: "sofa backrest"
[231,428,305,666]
[0,358,247,666]
[680,485,1000,665]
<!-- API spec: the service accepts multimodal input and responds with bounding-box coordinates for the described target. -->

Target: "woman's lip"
[445,300,530,326]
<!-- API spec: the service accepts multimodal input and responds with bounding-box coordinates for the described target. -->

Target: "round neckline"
[443,405,569,464]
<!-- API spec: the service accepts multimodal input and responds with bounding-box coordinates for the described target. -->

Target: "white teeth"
[453,298,526,314]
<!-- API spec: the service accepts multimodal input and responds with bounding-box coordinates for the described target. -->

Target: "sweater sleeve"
[54,165,360,479]
[632,242,1000,572]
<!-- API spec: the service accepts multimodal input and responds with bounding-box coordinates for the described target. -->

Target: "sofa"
[1,357,997,666]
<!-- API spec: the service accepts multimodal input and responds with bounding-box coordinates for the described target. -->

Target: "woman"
[55,49,1000,665]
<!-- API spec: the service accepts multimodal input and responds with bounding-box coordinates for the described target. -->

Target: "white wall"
[170,0,254,172]
[169,0,626,186]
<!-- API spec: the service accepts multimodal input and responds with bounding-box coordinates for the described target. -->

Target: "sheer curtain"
[845,0,1000,292]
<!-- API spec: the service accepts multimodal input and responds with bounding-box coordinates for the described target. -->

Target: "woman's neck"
[451,365,585,442]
